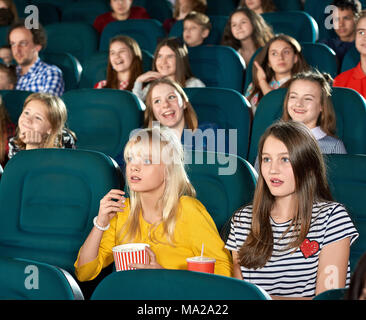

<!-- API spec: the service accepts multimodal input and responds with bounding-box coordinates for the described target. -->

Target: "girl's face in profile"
[261,135,296,201]
[150,83,186,130]
[230,12,253,42]
[109,40,133,73]
[268,40,298,78]
[287,80,323,129]
[125,141,166,195]
[18,99,52,140]
[155,45,177,78]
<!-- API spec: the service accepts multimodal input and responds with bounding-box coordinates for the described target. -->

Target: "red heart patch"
[300,239,319,258]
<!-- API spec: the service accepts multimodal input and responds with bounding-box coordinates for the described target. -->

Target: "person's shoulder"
[312,201,348,218]
[38,60,62,75]
[130,6,150,19]
[334,64,358,84]
[95,11,112,21]
[185,77,205,88]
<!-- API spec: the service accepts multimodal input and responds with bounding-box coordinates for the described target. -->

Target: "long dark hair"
[152,38,194,87]
[221,7,273,50]
[105,35,143,91]
[248,34,309,104]
[238,120,333,269]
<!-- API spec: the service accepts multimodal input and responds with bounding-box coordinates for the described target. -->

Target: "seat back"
[185,151,257,233]
[248,87,366,165]
[301,42,338,78]
[133,0,173,23]
[0,148,122,273]
[304,0,334,41]
[206,0,237,16]
[331,87,366,155]
[44,22,99,65]
[324,154,366,271]
[78,50,152,88]
[313,288,347,300]
[99,19,165,54]
[0,90,33,124]
[248,88,285,165]
[36,3,61,25]
[340,45,359,73]
[61,0,109,25]
[62,88,143,159]
[262,11,319,43]
[40,52,82,91]
[188,45,246,93]
[0,257,84,300]
[273,0,303,10]
[91,269,271,300]
[169,15,228,46]
[184,87,251,159]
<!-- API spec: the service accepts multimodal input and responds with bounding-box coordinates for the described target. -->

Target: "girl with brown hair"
[221,7,273,66]
[226,120,358,299]
[132,37,205,101]
[94,35,143,91]
[238,0,276,14]
[0,95,15,167]
[245,34,309,115]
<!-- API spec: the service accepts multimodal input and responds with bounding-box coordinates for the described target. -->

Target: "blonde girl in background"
[8,92,76,158]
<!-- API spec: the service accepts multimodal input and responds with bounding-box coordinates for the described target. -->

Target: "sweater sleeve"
[74,212,121,282]
[181,197,233,277]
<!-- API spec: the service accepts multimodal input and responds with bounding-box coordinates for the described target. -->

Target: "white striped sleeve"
[322,203,359,247]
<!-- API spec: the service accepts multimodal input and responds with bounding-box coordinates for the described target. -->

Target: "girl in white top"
[226,120,358,299]
[132,37,205,101]
[282,69,347,154]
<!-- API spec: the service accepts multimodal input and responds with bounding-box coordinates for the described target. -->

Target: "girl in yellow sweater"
[75,127,232,281]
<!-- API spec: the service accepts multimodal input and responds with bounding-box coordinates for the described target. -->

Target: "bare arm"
[315,237,350,295]
[77,189,125,268]
[231,250,243,280]
[254,61,273,96]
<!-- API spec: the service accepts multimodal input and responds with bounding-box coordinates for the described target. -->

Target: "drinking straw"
[200,243,204,258]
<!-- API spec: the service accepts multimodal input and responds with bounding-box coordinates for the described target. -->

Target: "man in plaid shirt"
[8,20,64,96]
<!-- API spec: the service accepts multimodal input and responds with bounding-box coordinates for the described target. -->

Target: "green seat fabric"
[0,256,84,300]
[273,0,303,10]
[247,88,285,165]
[61,0,109,25]
[313,288,347,300]
[78,50,152,89]
[133,0,172,23]
[185,151,257,234]
[169,16,229,45]
[99,19,165,54]
[247,87,366,165]
[340,46,359,73]
[40,52,82,92]
[206,0,237,16]
[188,45,246,93]
[184,87,251,160]
[44,22,98,65]
[262,11,319,43]
[301,42,338,78]
[0,89,33,124]
[91,269,271,300]
[62,88,143,159]
[0,148,122,273]
[324,154,366,271]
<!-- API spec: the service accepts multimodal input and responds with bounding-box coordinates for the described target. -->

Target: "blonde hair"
[120,127,196,244]
[14,93,74,150]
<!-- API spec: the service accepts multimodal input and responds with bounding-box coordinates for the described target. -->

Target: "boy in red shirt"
[93,0,150,34]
